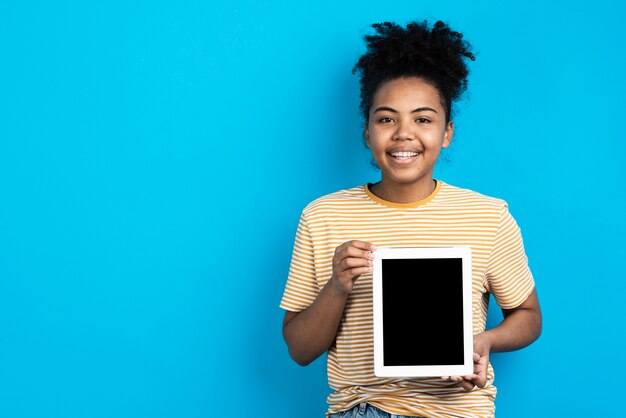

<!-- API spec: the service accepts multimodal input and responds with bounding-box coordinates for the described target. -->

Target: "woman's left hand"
[441,332,491,391]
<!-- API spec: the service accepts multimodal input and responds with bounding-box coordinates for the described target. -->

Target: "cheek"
[424,131,447,147]
[367,128,387,146]
[368,144,387,164]
[369,145,382,158]
[365,133,378,149]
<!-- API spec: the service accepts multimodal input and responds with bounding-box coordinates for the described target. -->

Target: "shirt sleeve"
[485,203,535,309]
[279,212,320,312]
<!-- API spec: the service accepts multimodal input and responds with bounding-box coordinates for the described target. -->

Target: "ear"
[364,123,371,148]
[442,120,454,148]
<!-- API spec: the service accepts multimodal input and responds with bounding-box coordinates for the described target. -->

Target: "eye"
[378,117,394,124]
[416,117,431,124]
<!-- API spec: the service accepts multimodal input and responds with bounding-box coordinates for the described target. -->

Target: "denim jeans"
[329,403,425,418]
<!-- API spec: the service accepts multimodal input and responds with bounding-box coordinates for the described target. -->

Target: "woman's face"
[365,77,453,190]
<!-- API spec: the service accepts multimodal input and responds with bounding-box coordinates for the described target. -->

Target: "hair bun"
[353,19,475,122]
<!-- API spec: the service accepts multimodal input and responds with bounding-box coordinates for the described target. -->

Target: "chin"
[387,172,426,184]
[396,174,437,189]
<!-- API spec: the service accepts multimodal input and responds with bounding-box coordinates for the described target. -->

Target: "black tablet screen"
[382,258,465,366]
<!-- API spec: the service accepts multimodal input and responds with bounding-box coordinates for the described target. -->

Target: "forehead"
[372,77,443,110]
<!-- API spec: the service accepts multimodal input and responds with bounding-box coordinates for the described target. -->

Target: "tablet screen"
[382,258,465,366]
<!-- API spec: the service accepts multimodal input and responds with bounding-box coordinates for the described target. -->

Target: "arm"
[282,280,348,366]
[446,204,542,389]
[282,240,376,366]
[444,288,542,390]
[486,287,542,353]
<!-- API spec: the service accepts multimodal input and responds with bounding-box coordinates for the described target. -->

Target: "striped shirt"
[280,180,535,418]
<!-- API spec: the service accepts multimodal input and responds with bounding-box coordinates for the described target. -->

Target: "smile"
[389,151,421,159]
[388,151,423,163]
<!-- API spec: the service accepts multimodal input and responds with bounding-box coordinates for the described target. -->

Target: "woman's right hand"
[330,240,377,295]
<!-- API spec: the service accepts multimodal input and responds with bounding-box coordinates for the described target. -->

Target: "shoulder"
[300,185,368,219]
[438,180,508,212]
[437,182,508,221]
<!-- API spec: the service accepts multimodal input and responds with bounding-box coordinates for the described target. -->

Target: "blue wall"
[1,1,625,417]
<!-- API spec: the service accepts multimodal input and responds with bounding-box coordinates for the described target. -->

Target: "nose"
[392,118,414,141]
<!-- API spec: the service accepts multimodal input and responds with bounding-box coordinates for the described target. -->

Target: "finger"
[339,246,376,262]
[473,373,487,388]
[337,261,372,280]
[441,376,450,380]
[340,257,372,270]
[345,266,373,280]
[458,379,475,391]
[476,363,488,388]
[346,240,377,252]
[474,378,487,388]
[472,354,489,388]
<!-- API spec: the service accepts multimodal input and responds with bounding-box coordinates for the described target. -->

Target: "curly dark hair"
[352,20,475,123]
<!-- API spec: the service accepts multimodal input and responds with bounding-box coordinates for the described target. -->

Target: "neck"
[371,176,436,204]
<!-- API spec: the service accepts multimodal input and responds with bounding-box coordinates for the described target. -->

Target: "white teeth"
[390,151,420,159]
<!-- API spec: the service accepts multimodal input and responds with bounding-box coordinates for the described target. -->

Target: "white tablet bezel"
[373,246,474,377]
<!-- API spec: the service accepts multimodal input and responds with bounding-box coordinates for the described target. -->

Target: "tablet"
[373,246,473,377]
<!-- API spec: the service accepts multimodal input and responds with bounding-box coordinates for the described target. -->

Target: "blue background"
[1,1,625,417]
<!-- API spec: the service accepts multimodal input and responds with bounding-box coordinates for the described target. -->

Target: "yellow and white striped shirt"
[280,180,535,418]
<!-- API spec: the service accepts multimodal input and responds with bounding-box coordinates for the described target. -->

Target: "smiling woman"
[280,19,541,418]
[365,77,452,203]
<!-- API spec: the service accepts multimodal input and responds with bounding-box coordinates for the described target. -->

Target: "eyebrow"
[373,106,438,114]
